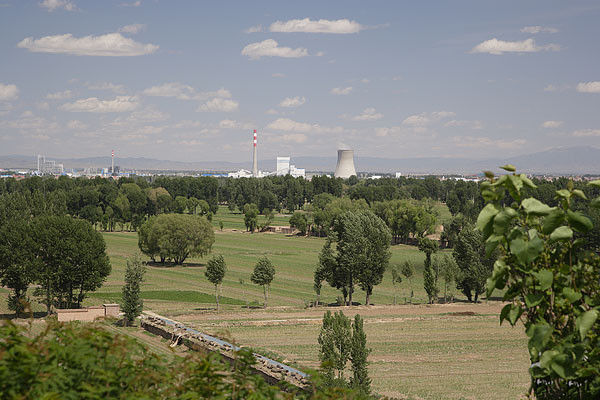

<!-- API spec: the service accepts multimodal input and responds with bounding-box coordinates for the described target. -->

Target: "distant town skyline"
[1,1,599,162]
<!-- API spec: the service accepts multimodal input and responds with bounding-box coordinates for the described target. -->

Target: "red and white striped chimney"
[252,130,258,177]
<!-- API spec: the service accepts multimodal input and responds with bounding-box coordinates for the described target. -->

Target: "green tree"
[121,253,146,326]
[319,211,391,306]
[137,214,214,265]
[289,211,308,235]
[318,310,352,386]
[251,256,275,308]
[391,265,402,305]
[401,261,415,304]
[481,167,600,398]
[418,238,439,304]
[452,225,495,302]
[205,255,227,310]
[350,314,371,395]
[244,203,259,233]
[438,255,459,303]
[31,216,111,314]
[0,219,36,316]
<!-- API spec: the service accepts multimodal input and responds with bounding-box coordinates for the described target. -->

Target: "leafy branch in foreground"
[480,165,600,399]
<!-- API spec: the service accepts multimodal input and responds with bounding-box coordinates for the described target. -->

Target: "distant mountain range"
[1,146,599,175]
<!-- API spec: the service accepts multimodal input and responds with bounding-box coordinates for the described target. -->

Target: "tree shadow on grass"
[146,261,206,268]
[0,311,47,320]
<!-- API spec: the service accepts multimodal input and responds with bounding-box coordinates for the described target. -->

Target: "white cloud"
[120,0,141,7]
[0,83,19,101]
[37,101,50,110]
[118,24,146,35]
[266,118,343,133]
[21,110,34,118]
[573,129,600,137]
[471,38,561,55]
[270,18,363,34]
[403,111,455,126]
[60,96,139,113]
[330,86,353,95]
[272,73,285,78]
[265,108,278,115]
[351,107,383,121]
[241,39,308,59]
[244,25,263,33]
[453,136,526,149]
[521,26,558,34]
[279,96,306,108]
[46,90,73,100]
[143,83,231,100]
[66,120,88,130]
[17,33,158,56]
[266,133,308,144]
[444,119,483,129]
[576,81,600,93]
[541,120,563,129]
[0,114,60,137]
[218,119,254,130]
[197,98,239,112]
[86,82,125,93]
[39,0,76,12]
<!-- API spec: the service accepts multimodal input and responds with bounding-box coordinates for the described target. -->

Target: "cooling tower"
[334,149,357,178]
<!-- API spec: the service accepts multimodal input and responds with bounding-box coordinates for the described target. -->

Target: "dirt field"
[168,302,530,400]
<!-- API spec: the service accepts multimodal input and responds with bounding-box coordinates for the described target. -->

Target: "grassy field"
[0,205,532,399]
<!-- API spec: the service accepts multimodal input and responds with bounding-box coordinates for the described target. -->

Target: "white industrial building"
[276,156,305,178]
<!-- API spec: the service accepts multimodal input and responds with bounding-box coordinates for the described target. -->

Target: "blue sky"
[1,0,599,163]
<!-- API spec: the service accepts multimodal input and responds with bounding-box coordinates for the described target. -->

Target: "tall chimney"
[252,130,258,177]
[111,149,114,176]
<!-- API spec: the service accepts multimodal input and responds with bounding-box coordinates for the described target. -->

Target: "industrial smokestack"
[252,130,258,177]
[334,149,356,178]
[111,149,114,176]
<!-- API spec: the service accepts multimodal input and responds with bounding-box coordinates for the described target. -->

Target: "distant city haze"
[1,2,600,164]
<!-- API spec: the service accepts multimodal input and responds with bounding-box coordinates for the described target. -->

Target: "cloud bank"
[18,33,158,56]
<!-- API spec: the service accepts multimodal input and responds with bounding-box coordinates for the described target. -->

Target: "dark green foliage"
[317,211,391,306]
[205,255,227,309]
[452,225,495,302]
[289,211,308,235]
[251,256,276,308]
[391,265,402,305]
[318,311,352,386]
[121,253,146,325]
[137,213,214,265]
[0,219,36,316]
[318,311,371,395]
[401,261,415,303]
[482,169,600,399]
[244,203,259,232]
[350,315,371,395]
[2,321,366,399]
[31,215,111,314]
[418,238,439,304]
[438,255,459,303]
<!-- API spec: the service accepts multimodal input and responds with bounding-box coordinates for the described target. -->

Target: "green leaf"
[591,197,600,209]
[500,303,512,325]
[533,269,553,291]
[540,349,559,370]
[542,209,565,235]
[500,164,516,172]
[572,189,587,200]
[521,198,555,216]
[493,208,517,235]
[576,310,598,341]
[487,260,508,297]
[511,236,544,265]
[508,303,522,326]
[562,287,582,303]
[476,203,500,239]
[550,226,573,242]
[550,354,571,378]
[507,175,524,194]
[525,293,544,307]
[520,174,537,189]
[566,210,593,233]
[556,189,571,199]
[587,179,600,188]
[490,175,508,187]
[527,322,553,358]
[481,189,497,202]
[484,171,494,179]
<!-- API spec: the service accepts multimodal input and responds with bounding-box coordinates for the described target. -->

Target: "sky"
[1,0,599,164]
